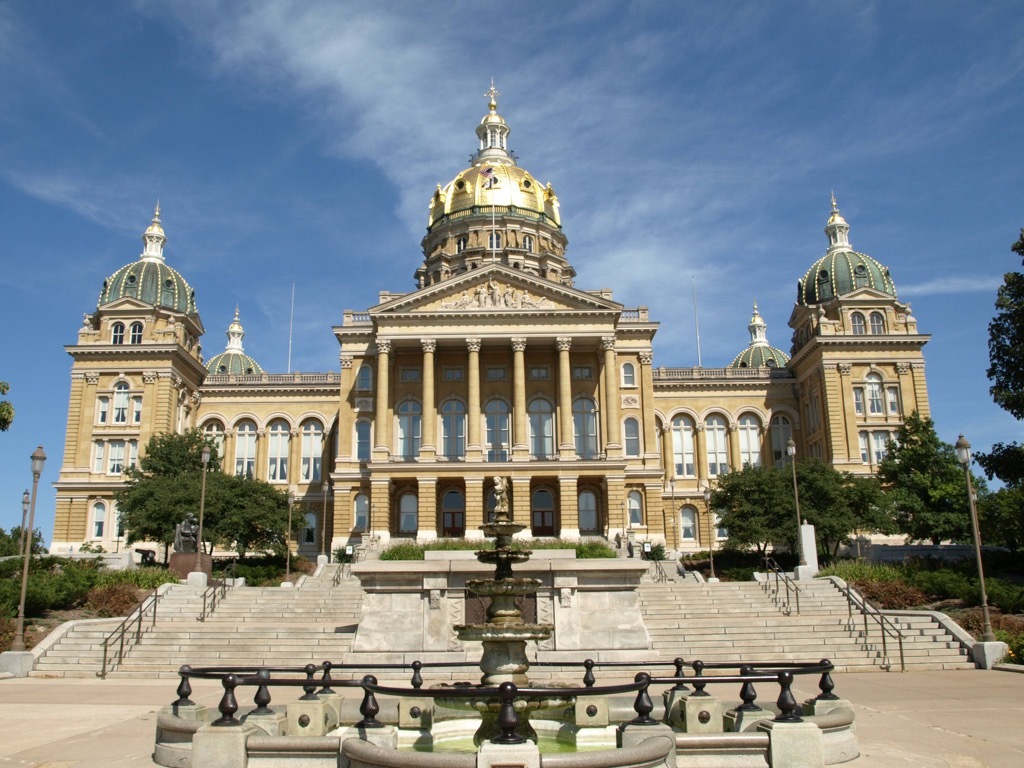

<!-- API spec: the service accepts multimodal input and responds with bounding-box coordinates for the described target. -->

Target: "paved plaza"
[1,669,1022,767]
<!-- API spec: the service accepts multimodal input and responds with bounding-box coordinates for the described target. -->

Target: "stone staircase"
[638,578,975,672]
[32,566,365,679]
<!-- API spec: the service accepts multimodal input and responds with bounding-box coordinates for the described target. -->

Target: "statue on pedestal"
[174,513,198,554]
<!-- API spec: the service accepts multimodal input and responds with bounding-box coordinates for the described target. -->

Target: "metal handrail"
[197,578,232,623]
[648,559,669,584]
[761,555,800,615]
[833,579,905,672]
[98,587,161,679]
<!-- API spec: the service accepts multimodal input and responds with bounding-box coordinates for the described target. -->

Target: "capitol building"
[51,88,931,557]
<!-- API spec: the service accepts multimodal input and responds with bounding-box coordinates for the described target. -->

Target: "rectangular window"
[853,388,865,416]
[859,432,870,463]
[443,367,464,382]
[887,386,901,415]
[872,432,890,463]
[93,442,105,473]
[132,396,143,424]
[572,366,593,380]
[127,440,138,470]
[97,397,109,424]
[399,367,421,382]
[486,366,506,381]
[529,366,550,381]
[108,440,125,474]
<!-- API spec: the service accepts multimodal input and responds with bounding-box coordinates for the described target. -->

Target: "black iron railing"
[98,587,162,678]
[197,579,232,623]
[831,579,905,672]
[761,554,801,615]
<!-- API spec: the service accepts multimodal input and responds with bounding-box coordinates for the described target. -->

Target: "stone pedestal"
[667,692,723,733]
[191,722,260,768]
[170,552,211,581]
[757,720,824,768]
[973,640,1009,669]
[0,650,34,678]
[241,710,287,736]
[478,741,541,768]
[802,697,852,717]
[287,698,332,737]
[724,706,770,732]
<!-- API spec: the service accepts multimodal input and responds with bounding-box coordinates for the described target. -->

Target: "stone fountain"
[448,477,573,744]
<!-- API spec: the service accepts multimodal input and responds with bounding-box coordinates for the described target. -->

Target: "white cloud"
[900,276,1003,297]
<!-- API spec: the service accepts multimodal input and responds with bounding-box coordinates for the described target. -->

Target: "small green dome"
[797,196,897,306]
[730,302,789,368]
[98,205,198,316]
[205,308,263,375]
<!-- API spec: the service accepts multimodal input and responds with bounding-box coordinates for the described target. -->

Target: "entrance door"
[441,489,465,537]
[531,489,556,536]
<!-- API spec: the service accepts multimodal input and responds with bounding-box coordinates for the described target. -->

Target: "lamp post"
[11,446,46,653]
[955,435,996,643]
[18,490,29,558]
[194,445,211,574]
[703,487,716,580]
[669,472,677,550]
[320,480,332,559]
[786,438,807,566]
[286,494,294,581]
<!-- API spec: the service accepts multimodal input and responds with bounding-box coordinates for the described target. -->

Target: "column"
[556,337,574,458]
[558,475,579,538]
[288,427,301,484]
[638,351,658,462]
[418,478,437,540]
[910,362,930,418]
[255,427,268,481]
[512,476,531,530]
[465,477,484,539]
[511,337,528,458]
[420,339,437,459]
[373,340,391,459]
[837,363,858,463]
[605,474,626,542]
[337,355,354,465]
[370,478,390,542]
[695,423,709,487]
[727,420,741,472]
[602,337,621,456]
[466,338,482,460]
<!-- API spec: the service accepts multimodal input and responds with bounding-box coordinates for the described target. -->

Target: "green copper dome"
[730,302,789,368]
[98,205,199,316]
[205,308,263,375]
[797,196,897,306]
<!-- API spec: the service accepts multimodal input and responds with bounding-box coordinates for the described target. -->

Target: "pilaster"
[467,338,482,460]
[556,337,574,458]
[511,337,528,457]
[420,339,437,460]
[602,337,621,457]
[638,351,658,463]
[418,477,437,540]
[465,476,485,535]
[373,340,391,460]
[558,475,579,538]
[512,476,531,525]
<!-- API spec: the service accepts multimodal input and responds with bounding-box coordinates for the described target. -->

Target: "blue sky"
[1,1,1022,537]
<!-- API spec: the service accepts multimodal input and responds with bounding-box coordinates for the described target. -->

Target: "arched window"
[354,493,369,530]
[355,419,372,461]
[769,415,792,466]
[303,512,316,545]
[92,501,106,538]
[267,420,289,481]
[488,231,502,250]
[235,420,257,477]
[851,312,866,335]
[204,421,225,460]
[578,490,598,533]
[705,416,729,476]
[528,399,554,458]
[627,490,643,526]
[671,415,696,477]
[573,397,598,459]
[621,362,636,387]
[399,493,418,534]
[441,400,466,459]
[129,322,143,344]
[112,382,130,424]
[442,489,465,536]
[300,420,323,482]
[522,234,534,253]
[531,488,555,536]
[397,401,422,459]
[356,365,373,391]
[456,235,468,253]
[485,399,510,461]
[679,506,697,541]
[866,373,884,415]
[111,322,125,345]
[737,415,762,468]
[624,417,641,457]
[869,312,885,334]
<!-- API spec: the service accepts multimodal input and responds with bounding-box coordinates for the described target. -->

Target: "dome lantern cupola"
[825,192,851,253]
[141,201,167,261]
[473,80,514,167]
[731,302,789,368]
[205,307,264,375]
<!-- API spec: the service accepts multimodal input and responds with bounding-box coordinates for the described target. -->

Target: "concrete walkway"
[1,670,1022,767]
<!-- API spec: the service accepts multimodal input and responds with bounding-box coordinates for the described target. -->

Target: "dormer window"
[851,312,866,335]
[869,312,885,334]
[111,322,125,345]
[488,232,502,250]
[456,235,468,253]
[129,322,143,344]
[523,235,534,253]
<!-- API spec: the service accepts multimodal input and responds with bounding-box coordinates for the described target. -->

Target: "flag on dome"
[481,166,498,188]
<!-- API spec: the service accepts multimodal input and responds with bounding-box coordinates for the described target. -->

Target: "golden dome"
[427,164,561,230]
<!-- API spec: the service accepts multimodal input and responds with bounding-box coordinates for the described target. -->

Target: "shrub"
[96,567,178,590]
[86,584,140,617]
[908,570,972,601]
[983,579,1024,614]
[851,580,930,610]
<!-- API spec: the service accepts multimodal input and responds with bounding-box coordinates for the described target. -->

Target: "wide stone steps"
[637,579,974,672]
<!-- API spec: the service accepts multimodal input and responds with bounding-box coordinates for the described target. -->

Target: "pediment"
[98,296,156,312]
[371,265,621,316]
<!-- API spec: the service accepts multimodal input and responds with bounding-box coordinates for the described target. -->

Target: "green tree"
[0,381,13,431]
[711,464,793,556]
[0,526,46,557]
[978,230,1024,488]
[979,487,1024,550]
[877,412,981,545]
[116,429,290,559]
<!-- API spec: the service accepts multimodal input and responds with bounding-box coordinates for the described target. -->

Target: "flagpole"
[692,276,703,368]
[287,281,295,374]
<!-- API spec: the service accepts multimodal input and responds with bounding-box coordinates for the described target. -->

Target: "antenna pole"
[692,276,703,367]
[287,281,295,373]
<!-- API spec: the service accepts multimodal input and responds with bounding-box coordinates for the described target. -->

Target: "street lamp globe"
[786,438,796,459]
[954,434,971,466]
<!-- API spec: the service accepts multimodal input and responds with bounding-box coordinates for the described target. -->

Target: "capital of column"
[376,340,392,355]
[340,354,354,368]
[837,363,852,375]
[421,338,437,353]
[84,372,100,385]
[467,338,482,353]
[896,363,910,373]
[601,336,617,352]
[511,337,527,352]
[556,336,572,352]
[638,351,653,365]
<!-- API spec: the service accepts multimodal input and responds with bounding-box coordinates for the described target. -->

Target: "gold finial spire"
[830,190,838,213]
[486,78,500,112]
[153,199,161,223]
